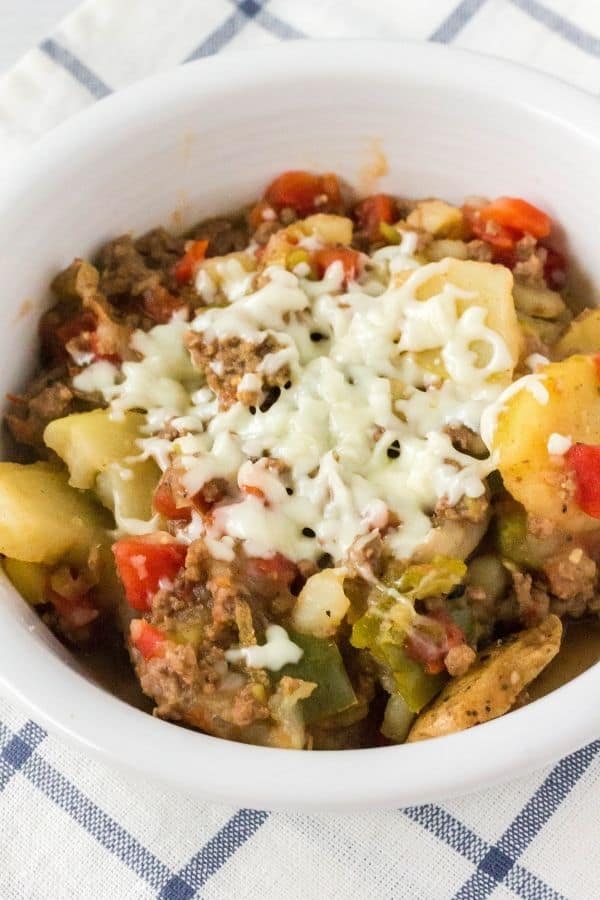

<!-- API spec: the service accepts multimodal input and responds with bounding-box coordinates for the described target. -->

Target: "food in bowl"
[2,169,596,750]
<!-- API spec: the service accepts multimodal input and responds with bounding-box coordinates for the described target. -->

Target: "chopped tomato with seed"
[246,553,297,587]
[565,443,600,518]
[405,612,465,675]
[463,205,520,251]
[112,538,188,611]
[264,171,342,215]
[153,481,192,521]
[173,239,209,284]
[130,619,166,660]
[314,247,361,282]
[479,197,551,240]
[354,194,395,242]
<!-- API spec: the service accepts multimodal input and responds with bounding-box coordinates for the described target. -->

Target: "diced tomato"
[405,612,465,675]
[463,204,520,252]
[130,619,166,660]
[354,194,395,242]
[143,286,187,324]
[112,537,188,611]
[264,171,342,215]
[543,246,568,290]
[246,553,298,588]
[48,589,98,629]
[152,481,192,522]
[191,478,229,516]
[173,239,209,284]
[313,247,361,283]
[565,443,600,518]
[479,197,551,240]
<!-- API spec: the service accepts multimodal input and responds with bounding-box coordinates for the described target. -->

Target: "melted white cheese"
[547,432,572,456]
[91,238,517,566]
[224,624,303,670]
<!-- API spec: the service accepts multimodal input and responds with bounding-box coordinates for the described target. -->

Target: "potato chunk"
[554,308,600,357]
[413,259,522,372]
[407,200,464,238]
[0,462,108,565]
[407,615,562,741]
[492,355,600,530]
[44,409,146,490]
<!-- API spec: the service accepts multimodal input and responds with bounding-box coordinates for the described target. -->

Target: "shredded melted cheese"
[77,233,517,566]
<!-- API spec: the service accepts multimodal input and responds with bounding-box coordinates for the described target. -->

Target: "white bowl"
[1,40,600,812]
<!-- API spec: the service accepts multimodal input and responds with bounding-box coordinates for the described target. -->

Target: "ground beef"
[185,331,291,409]
[97,235,163,300]
[134,227,184,271]
[444,424,487,458]
[542,548,599,617]
[434,494,489,525]
[466,239,493,262]
[512,571,550,627]
[188,215,250,257]
[5,369,85,451]
[513,236,548,287]
[445,644,476,677]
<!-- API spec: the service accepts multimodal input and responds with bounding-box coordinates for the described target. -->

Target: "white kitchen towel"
[1,2,600,898]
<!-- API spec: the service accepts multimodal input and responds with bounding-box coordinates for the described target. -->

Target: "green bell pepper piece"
[277,631,357,725]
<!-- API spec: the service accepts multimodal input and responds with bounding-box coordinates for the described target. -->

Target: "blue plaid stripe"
[0,712,593,899]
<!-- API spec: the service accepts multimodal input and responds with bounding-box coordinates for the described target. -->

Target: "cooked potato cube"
[512,282,566,320]
[414,259,522,372]
[492,355,600,530]
[407,200,464,238]
[3,559,48,605]
[0,462,109,565]
[407,615,562,741]
[554,307,600,357]
[44,409,148,490]
[95,459,159,520]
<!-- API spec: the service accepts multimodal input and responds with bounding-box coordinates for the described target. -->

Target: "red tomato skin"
[565,443,600,518]
[112,538,188,611]
[173,239,209,284]
[463,205,520,251]
[354,194,395,242]
[130,619,166,660]
[246,554,298,587]
[264,171,341,215]
[152,482,192,522]
[313,247,361,282]
[479,197,551,239]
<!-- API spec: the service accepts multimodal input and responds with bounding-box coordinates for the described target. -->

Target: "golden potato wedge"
[406,200,464,238]
[512,282,566,320]
[407,615,562,742]
[554,307,600,358]
[412,259,522,372]
[492,355,600,530]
